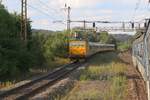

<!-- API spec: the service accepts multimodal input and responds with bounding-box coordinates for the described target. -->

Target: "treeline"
[0,4,68,81]
[0,4,32,80]
[71,28,116,44]
[98,31,116,44]
[32,31,69,67]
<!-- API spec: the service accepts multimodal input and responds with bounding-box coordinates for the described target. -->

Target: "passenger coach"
[69,31,115,60]
[132,19,150,100]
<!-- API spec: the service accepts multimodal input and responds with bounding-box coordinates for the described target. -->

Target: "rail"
[0,61,85,100]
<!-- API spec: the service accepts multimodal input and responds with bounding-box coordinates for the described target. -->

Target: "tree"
[0,4,33,80]
[43,32,69,62]
[99,31,109,43]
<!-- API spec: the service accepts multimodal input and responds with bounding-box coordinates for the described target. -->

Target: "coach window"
[142,43,144,57]
[148,36,150,61]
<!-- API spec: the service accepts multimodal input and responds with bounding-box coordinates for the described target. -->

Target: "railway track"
[0,61,85,100]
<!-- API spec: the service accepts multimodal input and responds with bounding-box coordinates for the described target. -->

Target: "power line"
[135,0,141,10]
[53,20,66,25]
[36,0,65,19]
[132,0,141,21]
[27,1,68,29]
[28,4,64,28]
[33,0,66,22]
[147,1,150,11]
[27,4,56,20]
[38,0,61,13]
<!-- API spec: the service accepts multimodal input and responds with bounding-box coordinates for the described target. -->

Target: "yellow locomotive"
[69,30,115,60]
[69,40,88,59]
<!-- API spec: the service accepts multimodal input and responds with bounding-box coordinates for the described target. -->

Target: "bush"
[0,4,33,80]
[117,41,131,51]
[43,32,69,63]
[0,4,69,80]
[28,34,46,68]
[29,31,69,68]
[0,38,33,79]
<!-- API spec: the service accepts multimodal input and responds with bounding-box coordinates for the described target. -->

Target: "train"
[69,30,116,60]
[132,19,150,100]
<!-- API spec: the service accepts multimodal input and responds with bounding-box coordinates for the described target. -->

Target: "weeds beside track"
[0,61,85,100]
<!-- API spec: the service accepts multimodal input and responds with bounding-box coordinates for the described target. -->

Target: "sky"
[2,0,150,34]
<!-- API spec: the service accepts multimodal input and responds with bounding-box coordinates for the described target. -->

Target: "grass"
[0,81,14,89]
[63,52,128,100]
[63,86,102,100]
[117,42,131,52]
[107,76,127,100]
[80,62,126,81]
[0,57,70,89]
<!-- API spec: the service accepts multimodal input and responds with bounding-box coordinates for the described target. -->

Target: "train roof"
[89,42,115,46]
[132,19,150,43]
[134,29,145,39]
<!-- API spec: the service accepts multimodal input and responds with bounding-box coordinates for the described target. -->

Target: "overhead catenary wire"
[27,4,66,28]
[132,0,141,21]
[37,0,62,14]
[27,4,56,21]
[31,0,66,26]
[2,0,148,30]
[36,0,65,19]
[130,0,150,27]
[147,0,150,11]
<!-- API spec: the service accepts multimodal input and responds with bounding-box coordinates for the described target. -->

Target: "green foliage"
[70,29,117,43]
[28,33,47,68]
[108,76,127,100]
[80,62,127,81]
[97,31,117,44]
[0,4,69,82]
[0,3,69,81]
[64,52,127,100]
[0,8,18,37]
[28,31,69,68]
[43,32,69,63]
[99,31,109,43]
[0,4,33,80]
[117,41,131,51]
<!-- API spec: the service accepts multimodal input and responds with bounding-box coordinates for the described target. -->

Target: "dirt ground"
[119,51,147,100]
[63,51,148,100]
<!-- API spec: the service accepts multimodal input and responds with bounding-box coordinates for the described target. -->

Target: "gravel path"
[119,51,147,100]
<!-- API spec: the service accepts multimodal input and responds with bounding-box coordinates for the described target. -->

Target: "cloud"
[134,12,150,21]
[2,0,150,31]
[34,19,49,26]
[51,0,143,8]
[46,0,102,8]
[32,18,66,30]
[46,0,148,8]
[30,0,150,30]
[28,10,38,17]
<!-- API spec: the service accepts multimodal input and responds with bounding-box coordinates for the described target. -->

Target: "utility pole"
[83,20,87,40]
[122,22,125,31]
[83,20,86,30]
[67,6,71,32]
[0,0,2,4]
[64,4,71,32]
[21,0,27,42]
